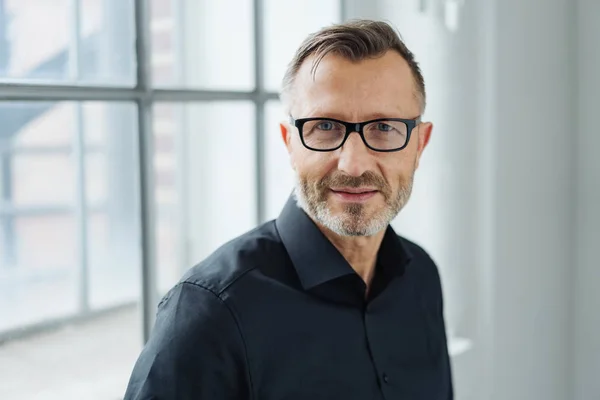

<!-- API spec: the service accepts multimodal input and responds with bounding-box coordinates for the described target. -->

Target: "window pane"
[264,0,341,91]
[9,102,73,147]
[85,151,107,205]
[0,101,142,399]
[82,102,140,310]
[150,0,254,90]
[0,105,79,330]
[152,103,179,294]
[0,216,4,264]
[153,102,257,294]
[265,101,295,221]
[0,0,135,85]
[13,154,75,206]
[10,214,78,323]
[79,0,136,85]
[0,0,70,81]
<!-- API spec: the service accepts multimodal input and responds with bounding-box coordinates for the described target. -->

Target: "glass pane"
[152,103,179,294]
[13,154,75,206]
[85,151,107,204]
[0,101,142,399]
[153,102,257,294]
[0,217,4,265]
[0,0,135,85]
[8,102,73,147]
[10,214,78,324]
[82,102,141,310]
[150,0,254,90]
[0,102,80,333]
[264,0,341,91]
[0,0,70,81]
[265,101,295,221]
[79,0,136,85]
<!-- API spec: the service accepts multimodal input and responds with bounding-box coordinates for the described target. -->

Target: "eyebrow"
[306,112,420,122]
[306,111,415,121]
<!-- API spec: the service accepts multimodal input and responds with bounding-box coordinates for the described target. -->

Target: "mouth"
[330,187,379,202]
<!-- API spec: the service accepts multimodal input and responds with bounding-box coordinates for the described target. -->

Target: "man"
[125,19,453,400]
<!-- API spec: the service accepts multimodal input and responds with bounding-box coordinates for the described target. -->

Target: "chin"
[332,214,387,237]
[329,198,377,213]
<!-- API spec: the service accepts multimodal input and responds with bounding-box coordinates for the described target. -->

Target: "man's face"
[281,50,432,237]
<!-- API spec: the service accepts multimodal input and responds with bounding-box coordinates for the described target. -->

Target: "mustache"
[318,171,392,197]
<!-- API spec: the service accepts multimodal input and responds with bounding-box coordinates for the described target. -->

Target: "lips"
[331,188,378,194]
[330,188,378,202]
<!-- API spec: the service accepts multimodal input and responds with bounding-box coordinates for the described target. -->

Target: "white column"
[573,0,600,398]
[484,0,573,399]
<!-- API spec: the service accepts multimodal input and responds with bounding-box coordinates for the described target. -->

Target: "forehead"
[292,51,421,119]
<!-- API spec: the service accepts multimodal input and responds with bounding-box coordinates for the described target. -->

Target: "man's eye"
[317,122,334,130]
[377,123,394,132]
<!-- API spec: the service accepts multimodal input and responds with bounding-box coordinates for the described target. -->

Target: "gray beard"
[292,173,414,237]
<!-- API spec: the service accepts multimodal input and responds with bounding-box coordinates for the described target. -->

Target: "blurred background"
[0,0,598,399]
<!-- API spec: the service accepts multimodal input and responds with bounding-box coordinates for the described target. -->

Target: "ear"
[280,122,293,154]
[414,121,433,169]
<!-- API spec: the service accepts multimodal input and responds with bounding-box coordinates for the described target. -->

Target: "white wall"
[573,0,600,399]
[367,0,582,399]
[489,0,573,399]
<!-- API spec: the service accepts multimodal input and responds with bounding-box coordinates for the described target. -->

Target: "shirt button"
[382,373,389,384]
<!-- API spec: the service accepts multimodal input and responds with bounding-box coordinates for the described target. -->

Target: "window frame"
[0,0,346,343]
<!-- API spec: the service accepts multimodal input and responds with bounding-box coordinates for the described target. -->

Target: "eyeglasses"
[290,116,421,152]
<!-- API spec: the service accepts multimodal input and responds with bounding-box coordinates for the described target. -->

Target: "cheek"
[380,157,414,186]
[293,150,337,180]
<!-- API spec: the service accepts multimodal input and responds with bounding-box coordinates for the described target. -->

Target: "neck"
[317,223,386,288]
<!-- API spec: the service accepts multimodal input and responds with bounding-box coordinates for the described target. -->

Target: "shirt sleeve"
[123,281,252,400]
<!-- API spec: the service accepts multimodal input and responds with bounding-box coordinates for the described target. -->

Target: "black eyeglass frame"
[289,115,422,152]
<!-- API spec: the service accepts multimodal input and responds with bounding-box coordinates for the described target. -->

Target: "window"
[265,100,295,221]
[0,0,136,85]
[263,0,341,91]
[152,101,257,294]
[0,0,344,398]
[0,101,141,399]
[150,0,254,90]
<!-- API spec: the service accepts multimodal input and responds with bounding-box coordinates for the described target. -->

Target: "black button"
[382,373,389,384]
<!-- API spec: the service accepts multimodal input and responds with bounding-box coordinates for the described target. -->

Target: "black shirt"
[124,196,453,400]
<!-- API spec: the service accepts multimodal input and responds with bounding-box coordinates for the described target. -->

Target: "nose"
[337,131,375,177]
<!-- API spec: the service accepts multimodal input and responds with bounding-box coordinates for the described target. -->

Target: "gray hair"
[280,19,426,113]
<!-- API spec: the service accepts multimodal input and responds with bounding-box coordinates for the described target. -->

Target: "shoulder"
[400,236,439,271]
[178,219,284,295]
[127,274,252,398]
[397,235,444,300]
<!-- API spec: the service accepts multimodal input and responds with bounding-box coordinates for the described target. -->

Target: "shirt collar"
[275,194,413,291]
